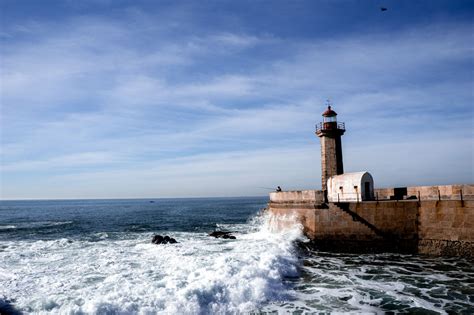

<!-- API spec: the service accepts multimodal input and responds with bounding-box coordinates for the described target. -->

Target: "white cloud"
[1,13,472,199]
[2,151,122,172]
[2,146,319,199]
[210,33,262,47]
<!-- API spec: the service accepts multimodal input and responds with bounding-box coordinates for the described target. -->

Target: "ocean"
[0,197,473,314]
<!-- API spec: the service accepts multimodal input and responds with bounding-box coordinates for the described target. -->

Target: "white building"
[327,172,374,202]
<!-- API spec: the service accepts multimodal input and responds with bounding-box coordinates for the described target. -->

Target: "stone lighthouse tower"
[316,103,345,194]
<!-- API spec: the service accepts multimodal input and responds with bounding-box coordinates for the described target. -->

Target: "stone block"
[451,216,464,228]
[464,220,474,229]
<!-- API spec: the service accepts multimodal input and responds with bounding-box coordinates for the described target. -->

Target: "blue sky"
[1,0,473,199]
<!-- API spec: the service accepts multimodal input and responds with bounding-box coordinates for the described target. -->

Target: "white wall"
[327,172,374,202]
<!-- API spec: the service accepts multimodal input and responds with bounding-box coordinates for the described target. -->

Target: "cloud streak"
[1,3,472,199]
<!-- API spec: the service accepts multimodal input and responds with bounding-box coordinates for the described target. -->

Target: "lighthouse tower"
[316,103,345,194]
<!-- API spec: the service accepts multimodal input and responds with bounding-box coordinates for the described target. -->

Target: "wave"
[0,221,73,232]
[0,225,16,230]
[273,251,474,314]
[0,213,304,314]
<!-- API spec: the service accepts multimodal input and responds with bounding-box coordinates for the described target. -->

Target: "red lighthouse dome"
[322,105,337,117]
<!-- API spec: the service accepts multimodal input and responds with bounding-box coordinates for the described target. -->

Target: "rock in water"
[152,235,164,244]
[152,234,177,244]
[168,238,177,244]
[209,231,236,239]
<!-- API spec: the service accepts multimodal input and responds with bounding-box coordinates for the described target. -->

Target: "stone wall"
[374,184,474,201]
[269,190,324,203]
[342,201,418,239]
[268,190,324,237]
[266,188,474,257]
[267,199,418,253]
[417,200,474,256]
[318,136,344,190]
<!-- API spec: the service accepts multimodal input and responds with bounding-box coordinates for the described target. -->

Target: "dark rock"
[152,234,178,244]
[0,298,22,315]
[209,231,231,238]
[152,235,164,244]
[209,231,236,239]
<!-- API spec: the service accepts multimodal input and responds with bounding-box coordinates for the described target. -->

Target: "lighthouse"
[316,103,345,195]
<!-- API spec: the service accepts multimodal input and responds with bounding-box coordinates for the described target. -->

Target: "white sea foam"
[0,221,73,231]
[0,225,16,230]
[0,213,304,314]
[274,253,473,314]
[1,213,473,314]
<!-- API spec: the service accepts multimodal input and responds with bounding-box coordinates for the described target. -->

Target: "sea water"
[0,198,473,314]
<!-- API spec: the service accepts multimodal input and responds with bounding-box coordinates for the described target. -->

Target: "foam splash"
[0,213,304,314]
[266,252,474,314]
[0,221,73,232]
[0,225,16,230]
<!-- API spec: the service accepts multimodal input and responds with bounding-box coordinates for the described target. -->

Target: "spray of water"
[0,213,305,314]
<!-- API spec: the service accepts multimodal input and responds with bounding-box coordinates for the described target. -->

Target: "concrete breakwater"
[266,184,474,257]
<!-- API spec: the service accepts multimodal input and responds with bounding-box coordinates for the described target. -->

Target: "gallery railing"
[316,122,345,133]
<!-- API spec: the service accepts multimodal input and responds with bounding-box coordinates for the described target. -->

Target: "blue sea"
[1,198,473,314]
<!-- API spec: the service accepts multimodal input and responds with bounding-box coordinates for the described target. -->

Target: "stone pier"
[266,184,474,257]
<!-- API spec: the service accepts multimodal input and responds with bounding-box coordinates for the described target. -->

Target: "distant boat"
[149,201,155,203]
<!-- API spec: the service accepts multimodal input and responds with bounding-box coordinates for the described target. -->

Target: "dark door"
[364,182,371,200]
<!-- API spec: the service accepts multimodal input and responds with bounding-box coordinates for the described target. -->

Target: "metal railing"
[331,192,369,203]
[316,122,345,133]
[376,192,472,201]
[331,190,472,203]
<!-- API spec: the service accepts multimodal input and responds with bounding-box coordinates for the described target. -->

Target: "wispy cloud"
[1,4,472,199]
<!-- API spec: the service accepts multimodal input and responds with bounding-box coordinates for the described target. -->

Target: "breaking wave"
[0,213,305,314]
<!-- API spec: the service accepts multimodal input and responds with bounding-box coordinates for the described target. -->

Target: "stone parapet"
[269,190,324,203]
[374,184,474,201]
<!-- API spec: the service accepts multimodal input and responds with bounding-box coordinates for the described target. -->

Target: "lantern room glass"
[323,116,337,123]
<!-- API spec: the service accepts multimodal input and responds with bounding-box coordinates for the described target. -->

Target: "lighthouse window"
[324,116,337,123]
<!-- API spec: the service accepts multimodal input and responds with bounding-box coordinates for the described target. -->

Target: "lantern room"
[323,106,338,123]
[316,105,345,133]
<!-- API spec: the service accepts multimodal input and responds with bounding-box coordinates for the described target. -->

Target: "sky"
[0,0,473,199]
